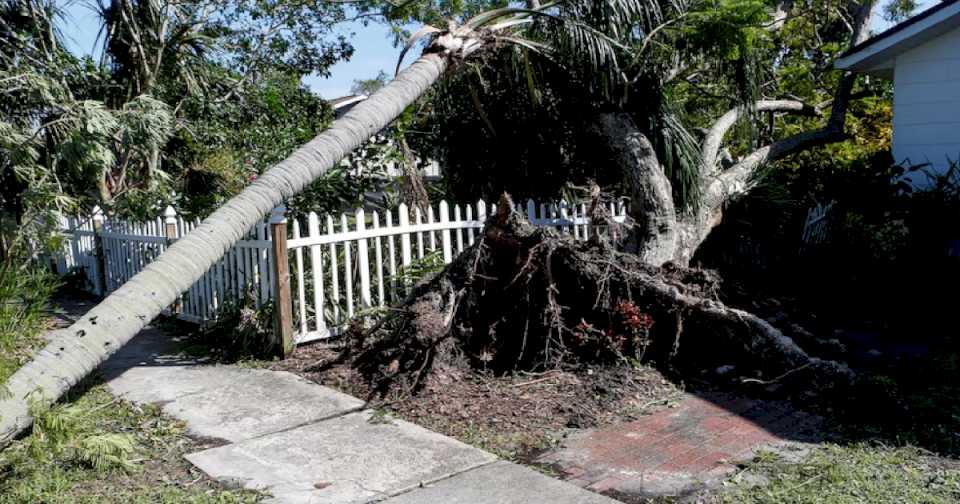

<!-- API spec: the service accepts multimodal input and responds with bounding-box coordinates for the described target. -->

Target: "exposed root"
[351,194,854,398]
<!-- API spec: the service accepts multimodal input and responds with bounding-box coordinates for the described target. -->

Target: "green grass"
[0,265,59,385]
[0,381,262,503]
[721,444,960,504]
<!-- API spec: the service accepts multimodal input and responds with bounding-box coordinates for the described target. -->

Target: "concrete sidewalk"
[99,327,619,504]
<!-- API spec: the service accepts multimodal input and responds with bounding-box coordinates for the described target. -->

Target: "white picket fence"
[54,198,627,344]
[54,208,278,325]
[286,199,627,342]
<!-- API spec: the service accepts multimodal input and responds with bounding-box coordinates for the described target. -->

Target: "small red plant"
[617,300,654,330]
[569,301,655,361]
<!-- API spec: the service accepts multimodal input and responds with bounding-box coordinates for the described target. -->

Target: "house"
[329,94,370,117]
[326,94,443,207]
[326,93,442,180]
[836,0,960,181]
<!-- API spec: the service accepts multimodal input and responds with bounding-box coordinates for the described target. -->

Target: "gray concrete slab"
[160,369,365,442]
[105,365,226,403]
[106,363,364,442]
[383,461,622,504]
[185,410,497,504]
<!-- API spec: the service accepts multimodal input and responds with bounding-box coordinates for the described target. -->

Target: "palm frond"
[645,91,703,212]
[72,433,136,471]
[396,25,441,75]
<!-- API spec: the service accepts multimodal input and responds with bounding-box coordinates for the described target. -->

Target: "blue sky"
[59,0,935,100]
[302,22,407,99]
[59,2,406,99]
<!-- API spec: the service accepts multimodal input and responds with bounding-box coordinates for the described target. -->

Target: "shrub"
[0,262,60,384]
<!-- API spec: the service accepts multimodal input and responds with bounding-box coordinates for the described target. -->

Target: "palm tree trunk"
[0,52,449,448]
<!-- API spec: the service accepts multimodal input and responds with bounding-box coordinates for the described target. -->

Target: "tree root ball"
[350,194,854,398]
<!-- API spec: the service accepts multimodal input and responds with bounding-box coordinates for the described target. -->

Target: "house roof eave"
[835,0,960,73]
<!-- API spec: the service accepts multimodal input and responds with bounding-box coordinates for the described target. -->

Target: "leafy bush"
[799,160,960,328]
[0,263,60,384]
[702,153,960,330]
[183,295,277,362]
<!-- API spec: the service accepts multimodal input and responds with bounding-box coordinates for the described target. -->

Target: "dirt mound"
[348,194,853,399]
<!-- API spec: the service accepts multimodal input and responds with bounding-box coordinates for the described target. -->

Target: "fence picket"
[477,199,488,225]
[465,205,475,245]
[308,212,327,335]
[439,201,452,264]
[372,211,385,307]
[399,204,412,268]
[427,206,437,252]
[414,207,425,259]
[327,215,341,325]
[356,208,372,308]
[341,214,354,318]
[293,219,307,335]
[257,222,269,306]
[386,209,398,303]
[453,204,464,255]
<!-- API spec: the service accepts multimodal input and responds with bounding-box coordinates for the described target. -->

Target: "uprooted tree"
[3,0,875,445]
[343,0,877,391]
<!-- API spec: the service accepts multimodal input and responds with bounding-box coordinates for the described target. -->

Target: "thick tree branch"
[701,100,818,176]
[704,0,875,204]
[706,129,844,206]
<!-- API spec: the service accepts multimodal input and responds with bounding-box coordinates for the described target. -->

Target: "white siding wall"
[893,25,960,181]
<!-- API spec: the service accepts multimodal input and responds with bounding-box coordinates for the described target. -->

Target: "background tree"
[1,0,362,226]
[350,70,390,95]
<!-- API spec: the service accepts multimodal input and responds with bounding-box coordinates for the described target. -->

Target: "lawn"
[716,334,960,504]
[721,444,960,504]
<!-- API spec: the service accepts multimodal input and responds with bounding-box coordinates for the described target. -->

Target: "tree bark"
[398,136,431,214]
[700,100,817,177]
[0,51,451,447]
[596,113,679,265]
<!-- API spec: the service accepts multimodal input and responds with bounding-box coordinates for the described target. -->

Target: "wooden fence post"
[164,206,182,315]
[269,205,294,357]
[91,207,107,296]
[163,205,178,242]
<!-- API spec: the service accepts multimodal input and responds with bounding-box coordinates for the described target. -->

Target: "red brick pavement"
[537,392,823,499]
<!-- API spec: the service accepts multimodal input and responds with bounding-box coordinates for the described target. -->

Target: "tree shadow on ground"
[682,321,960,460]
